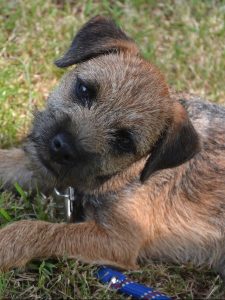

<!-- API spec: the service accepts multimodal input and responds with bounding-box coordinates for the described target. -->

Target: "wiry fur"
[0,16,225,278]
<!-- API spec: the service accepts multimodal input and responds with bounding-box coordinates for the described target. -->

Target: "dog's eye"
[75,78,96,108]
[111,129,136,155]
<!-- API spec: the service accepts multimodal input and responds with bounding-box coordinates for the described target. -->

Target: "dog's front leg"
[0,149,33,190]
[0,219,140,272]
[0,149,54,193]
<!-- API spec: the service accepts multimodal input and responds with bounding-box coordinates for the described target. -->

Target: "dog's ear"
[55,16,138,68]
[140,102,200,182]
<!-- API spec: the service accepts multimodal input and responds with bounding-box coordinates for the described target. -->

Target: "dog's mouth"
[37,152,60,177]
[37,149,116,192]
[30,132,119,193]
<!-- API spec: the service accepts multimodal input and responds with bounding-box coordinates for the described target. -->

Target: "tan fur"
[0,17,225,278]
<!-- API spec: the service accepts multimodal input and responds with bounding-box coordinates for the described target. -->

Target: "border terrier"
[1,16,225,278]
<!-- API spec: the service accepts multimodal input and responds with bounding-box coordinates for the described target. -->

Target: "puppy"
[0,16,225,279]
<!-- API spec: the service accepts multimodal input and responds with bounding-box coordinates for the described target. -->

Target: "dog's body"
[0,17,225,277]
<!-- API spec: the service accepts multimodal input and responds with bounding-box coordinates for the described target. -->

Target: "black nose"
[50,132,75,164]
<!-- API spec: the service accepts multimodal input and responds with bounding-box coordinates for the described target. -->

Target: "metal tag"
[54,187,75,222]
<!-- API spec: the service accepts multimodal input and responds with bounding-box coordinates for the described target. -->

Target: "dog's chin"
[37,153,60,177]
[62,174,116,193]
[33,144,120,194]
[36,155,115,193]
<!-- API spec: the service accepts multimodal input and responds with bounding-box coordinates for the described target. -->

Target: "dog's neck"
[68,157,147,223]
[92,157,147,196]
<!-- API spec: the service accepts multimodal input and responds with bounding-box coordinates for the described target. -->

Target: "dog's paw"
[0,220,37,272]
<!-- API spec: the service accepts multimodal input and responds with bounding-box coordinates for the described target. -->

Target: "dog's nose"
[50,132,75,165]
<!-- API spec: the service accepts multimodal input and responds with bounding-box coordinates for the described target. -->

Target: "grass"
[0,0,225,298]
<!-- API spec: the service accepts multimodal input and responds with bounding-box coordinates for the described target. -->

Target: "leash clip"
[54,186,75,222]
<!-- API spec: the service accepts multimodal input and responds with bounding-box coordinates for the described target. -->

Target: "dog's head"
[29,16,200,192]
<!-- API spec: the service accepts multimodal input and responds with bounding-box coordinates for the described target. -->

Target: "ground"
[0,0,225,299]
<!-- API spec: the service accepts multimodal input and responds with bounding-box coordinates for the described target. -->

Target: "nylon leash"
[96,266,171,300]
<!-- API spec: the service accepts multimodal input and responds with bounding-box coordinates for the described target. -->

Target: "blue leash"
[96,266,171,300]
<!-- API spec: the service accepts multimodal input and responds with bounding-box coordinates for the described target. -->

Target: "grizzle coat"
[0,17,225,278]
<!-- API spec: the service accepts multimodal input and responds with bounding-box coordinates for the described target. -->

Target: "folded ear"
[55,16,139,68]
[140,102,200,182]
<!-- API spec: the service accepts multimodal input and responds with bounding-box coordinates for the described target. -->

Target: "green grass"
[0,0,225,298]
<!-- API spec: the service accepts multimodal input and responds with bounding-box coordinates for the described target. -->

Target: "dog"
[0,16,225,279]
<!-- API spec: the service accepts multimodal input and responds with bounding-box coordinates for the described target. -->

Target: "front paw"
[0,220,39,272]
